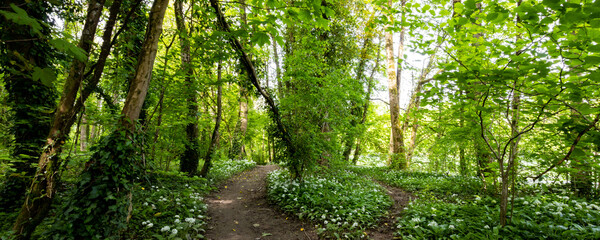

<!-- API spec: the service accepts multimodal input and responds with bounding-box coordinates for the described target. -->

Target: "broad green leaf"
[486,12,499,22]
[315,17,329,29]
[251,31,270,47]
[50,38,88,62]
[31,67,56,87]
[454,2,464,14]
[0,4,43,36]
[584,55,600,64]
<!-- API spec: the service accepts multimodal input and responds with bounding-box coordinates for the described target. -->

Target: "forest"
[0,0,599,239]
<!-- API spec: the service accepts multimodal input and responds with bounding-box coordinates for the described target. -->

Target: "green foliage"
[122,159,254,239]
[267,168,392,238]
[397,194,600,239]
[0,4,44,36]
[206,159,256,183]
[122,172,211,240]
[348,166,485,200]
[45,129,145,239]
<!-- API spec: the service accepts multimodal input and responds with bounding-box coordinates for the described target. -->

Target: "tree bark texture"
[385,0,407,170]
[353,39,381,164]
[175,0,201,174]
[11,0,106,238]
[0,0,58,213]
[200,62,223,177]
[121,0,168,128]
[230,0,249,160]
[209,0,297,176]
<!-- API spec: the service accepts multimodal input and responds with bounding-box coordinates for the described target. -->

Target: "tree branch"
[531,113,600,181]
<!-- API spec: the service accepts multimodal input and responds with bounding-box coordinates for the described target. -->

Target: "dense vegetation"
[1,0,599,239]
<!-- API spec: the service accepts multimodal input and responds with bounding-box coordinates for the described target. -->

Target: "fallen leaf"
[253,223,260,227]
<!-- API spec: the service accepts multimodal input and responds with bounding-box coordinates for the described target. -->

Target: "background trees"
[0,0,599,238]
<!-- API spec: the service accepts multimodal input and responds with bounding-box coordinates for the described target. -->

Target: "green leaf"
[590,18,600,28]
[50,38,88,62]
[423,4,431,12]
[31,67,56,87]
[454,2,464,14]
[315,17,329,29]
[486,12,499,22]
[0,4,43,36]
[323,6,335,18]
[584,55,600,65]
[251,31,271,47]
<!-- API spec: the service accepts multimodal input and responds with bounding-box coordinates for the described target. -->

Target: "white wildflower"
[161,226,170,232]
[147,222,153,228]
[449,225,455,229]
[185,218,195,224]
[171,229,178,235]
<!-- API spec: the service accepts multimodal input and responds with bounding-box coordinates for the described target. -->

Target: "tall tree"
[0,0,58,212]
[10,0,107,237]
[43,0,170,238]
[230,0,250,160]
[385,0,407,170]
[175,0,201,174]
[200,62,223,177]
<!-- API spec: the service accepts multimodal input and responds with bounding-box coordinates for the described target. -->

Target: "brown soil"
[204,165,317,240]
[365,184,415,239]
[204,165,414,240]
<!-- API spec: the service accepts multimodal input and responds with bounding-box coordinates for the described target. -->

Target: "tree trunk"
[38,0,168,238]
[120,0,168,127]
[343,24,375,162]
[80,114,88,151]
[175,0,201,174]
[210,0,297,177]
[271,33,283,98]
[11,0,107,238]
[385,0,407,170]
[352,38,381,164]
[230,0,249,160]
[500,1,522,226]
[200,62,223,177]
[0,0,58,213]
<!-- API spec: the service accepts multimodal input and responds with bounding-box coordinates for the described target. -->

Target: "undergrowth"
[349,166,600,239]
[267,168,392,239]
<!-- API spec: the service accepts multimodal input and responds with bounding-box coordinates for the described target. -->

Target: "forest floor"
[204,165,317,240]
[204,165,413,239]
[366,184,413,239]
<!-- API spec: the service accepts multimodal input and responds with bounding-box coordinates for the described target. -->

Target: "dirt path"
[205,165,317,240]
[365,184,414,239]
